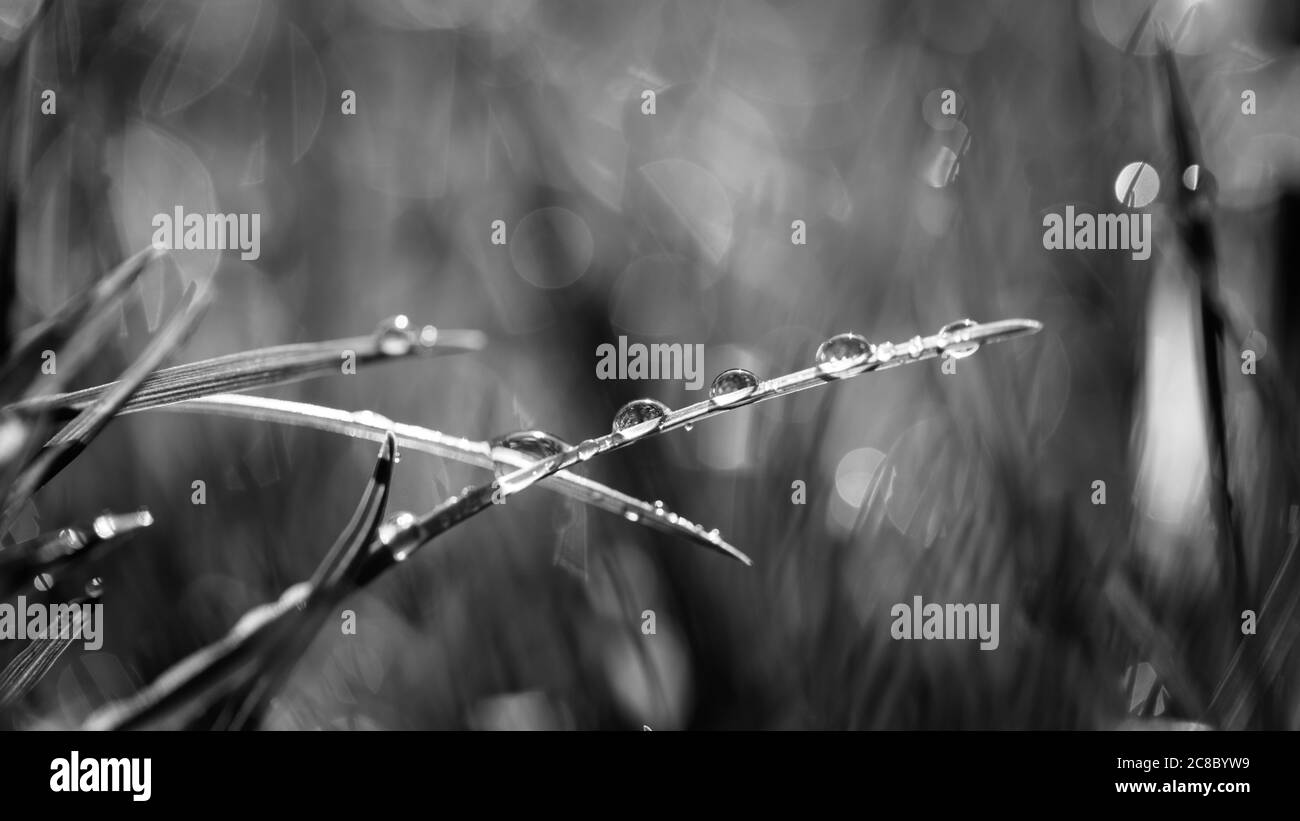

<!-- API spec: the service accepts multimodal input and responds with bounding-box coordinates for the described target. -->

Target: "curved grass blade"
[212,433,396,730]
[0,281,212,533]
[149,395,749,565]
[0,247,162,400]
[0,589,102,710]
[83,435,396,731]
[0,509,152,601]
[2,317,487,421]
[358,318,1041,588]
[0,249,166,492]
[488,318,1043,504]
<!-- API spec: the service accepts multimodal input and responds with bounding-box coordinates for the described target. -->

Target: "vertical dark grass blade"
[1154,32,1266,727]
[83,435,396,731]
[0,280,212,534]
[1156,32,1245,608]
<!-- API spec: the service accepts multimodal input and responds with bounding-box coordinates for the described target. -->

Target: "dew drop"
[815,333,872,366]
[940,318,980,359]
[577,439,602,460]
[491,430,570,476]
[374,315,416,356]
[84,577,104,598]
[904,336,924,358]
[611,398,670,433]
[623,510,640,523]
[378,511,417,546]
[57,528,86,556]
[709,368,760,402]
[874,341,895,362]
[684,423,694,432]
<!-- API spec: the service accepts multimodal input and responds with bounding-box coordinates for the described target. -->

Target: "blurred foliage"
[2,0,1299,729]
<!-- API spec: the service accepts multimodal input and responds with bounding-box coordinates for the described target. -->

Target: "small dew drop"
[84,577,104,598]
[709,368,760,402]
[874,342,895,362]
[684,422,694,432]
[493,430,569,459]
[378,511,417,546]
[491,430,570,476]
[374,315,416,356]
[905,336,924,358]
[577,439,601,460]
[611,398,670,433]
[624,510,640,523]
[57,528,85,556]
[815,333,872,366]
[939,318,980,359]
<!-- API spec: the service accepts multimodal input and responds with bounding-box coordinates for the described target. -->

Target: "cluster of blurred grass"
[2,0,1299,729]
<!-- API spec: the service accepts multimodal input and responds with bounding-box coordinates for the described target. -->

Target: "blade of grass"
[361,317,1042,586]
[0,592,99,709]
[0,508,152,600]
[84,435,396,731]
[0,246,162,399]
[2,318,487,421]
[151,394,749,565]
[212,433,397,730]
[0,280,212,533]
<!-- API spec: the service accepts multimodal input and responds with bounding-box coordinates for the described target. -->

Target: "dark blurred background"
[2,0,1299,729]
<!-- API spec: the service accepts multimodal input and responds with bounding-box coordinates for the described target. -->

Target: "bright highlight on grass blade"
[0,247,164,401]
[150,395,750,566]
[1,316,486,421]
[0,509,152,600]
[360,317,1042,590]
[0,281,214,533]
[491,317,1043,503]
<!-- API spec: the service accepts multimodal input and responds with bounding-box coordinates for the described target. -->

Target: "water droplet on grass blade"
[940,318,980,359]
[624,510,640,523]
[815,333,871,370]
[491,430,570,476]
[378,511,417,548]
[577,439,601,460]
[709,368,759,404]
[374,315,417,356]
[56,528,86,556]
[612,398,670,434]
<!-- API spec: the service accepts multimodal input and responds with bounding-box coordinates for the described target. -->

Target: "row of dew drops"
[369,318,982,557]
